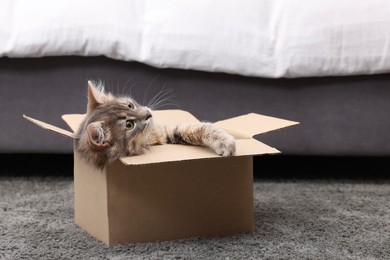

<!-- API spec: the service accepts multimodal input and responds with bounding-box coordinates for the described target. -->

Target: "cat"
[76,81,236,169]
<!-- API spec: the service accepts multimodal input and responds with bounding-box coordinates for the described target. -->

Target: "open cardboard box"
[24,110,298,245]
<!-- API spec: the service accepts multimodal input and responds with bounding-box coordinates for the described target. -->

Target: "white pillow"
[1,0,390,78]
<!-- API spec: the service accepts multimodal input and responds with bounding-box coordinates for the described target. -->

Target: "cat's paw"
[210,130,236,157]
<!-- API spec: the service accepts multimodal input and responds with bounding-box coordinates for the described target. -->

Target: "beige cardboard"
[215,113,299,139]
[74,150,109,243]
[24,109,298,244]
[73,151,253,244]
[120,140,279,165]
[23,115,75,138]
[61,114,84,132]
[103,156,253,244]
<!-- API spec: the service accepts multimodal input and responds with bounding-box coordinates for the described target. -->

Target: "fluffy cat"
[76,81,236,169]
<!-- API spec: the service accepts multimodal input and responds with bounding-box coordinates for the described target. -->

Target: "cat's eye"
[125,120,135,130]
[128,102,135,109]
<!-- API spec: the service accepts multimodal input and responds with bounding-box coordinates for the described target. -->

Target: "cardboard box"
[24,110,297,245]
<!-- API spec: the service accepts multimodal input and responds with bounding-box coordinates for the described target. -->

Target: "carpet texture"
[1,176,389,259]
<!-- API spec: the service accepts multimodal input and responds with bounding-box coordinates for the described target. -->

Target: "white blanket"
[1,0,390,78]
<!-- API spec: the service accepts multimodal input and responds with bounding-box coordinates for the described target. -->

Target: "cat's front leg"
[162,123,236,156]
[200,123,236,156]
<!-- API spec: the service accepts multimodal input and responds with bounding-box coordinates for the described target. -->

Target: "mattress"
[1,0,390,78]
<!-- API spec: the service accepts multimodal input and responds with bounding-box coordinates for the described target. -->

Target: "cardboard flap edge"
[23,114,76,139]
[215,113,299,138]
[119,138,281,166]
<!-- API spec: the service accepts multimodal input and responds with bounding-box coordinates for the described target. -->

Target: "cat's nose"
[144,110,152,121]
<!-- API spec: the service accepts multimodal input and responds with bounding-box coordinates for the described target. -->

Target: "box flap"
[119,139,279,165]
[215,113,299,139]
[152,109,200,125]
[23,115,75,139]
[62,114,85,133]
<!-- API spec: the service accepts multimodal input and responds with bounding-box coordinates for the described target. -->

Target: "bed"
[2,0,390,158]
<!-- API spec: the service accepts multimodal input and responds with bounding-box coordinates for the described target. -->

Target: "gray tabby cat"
[76,81,236,169]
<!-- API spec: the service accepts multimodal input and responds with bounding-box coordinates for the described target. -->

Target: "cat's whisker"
[152,87,173,104]
[143,74,160,106]
[147,86,166,107]
[119,82,125,97]
[149,97,179,110]
[123,77,133,90]
[148,82,170,99]
[148,92,177,109]
[116,83,120,97]
[150,99,178,109]
[147,85,176,109]
[118,81,126,98]
[148,92,174,109]
[123,77,137,97]
[129,82,139,96]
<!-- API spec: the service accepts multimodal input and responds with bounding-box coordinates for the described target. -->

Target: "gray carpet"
[1,176,390,260]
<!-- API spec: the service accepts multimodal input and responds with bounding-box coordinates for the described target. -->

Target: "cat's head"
[76,81,153,169]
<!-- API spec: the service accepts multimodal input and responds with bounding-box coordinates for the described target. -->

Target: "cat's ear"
[87,80,113,113]
[87,122,109,149]
[87,80,102,113]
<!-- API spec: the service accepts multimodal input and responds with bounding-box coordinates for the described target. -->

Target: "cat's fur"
[76,81,236,169]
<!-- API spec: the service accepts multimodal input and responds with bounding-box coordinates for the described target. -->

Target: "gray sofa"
[2,56,390,158]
